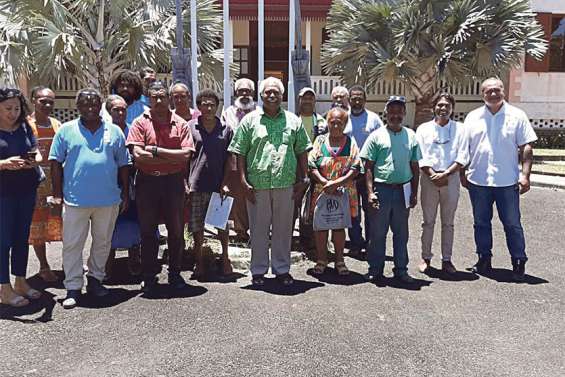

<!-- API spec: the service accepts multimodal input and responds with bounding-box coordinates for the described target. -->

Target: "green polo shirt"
[228,107,312,190]
[360,126,421,184]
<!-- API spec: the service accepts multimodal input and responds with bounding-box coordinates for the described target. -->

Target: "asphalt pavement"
[1,186,564,377]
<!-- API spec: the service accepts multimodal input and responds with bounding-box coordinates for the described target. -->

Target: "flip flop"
[312,262,327,275]
[335,262,350,276]
[2,295,30,308]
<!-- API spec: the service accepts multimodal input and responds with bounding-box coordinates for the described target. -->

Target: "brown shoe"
[442,260,457,274]
[418,259,431,273]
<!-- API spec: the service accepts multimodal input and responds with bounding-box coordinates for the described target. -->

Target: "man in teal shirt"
[360,96,421,283]
[228,77,312,286]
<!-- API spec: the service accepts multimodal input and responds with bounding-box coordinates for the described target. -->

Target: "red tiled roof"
[222,0,332,20]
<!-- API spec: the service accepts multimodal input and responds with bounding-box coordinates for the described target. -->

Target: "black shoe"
[276,273,294,286]
[141,277,158,294]
[86,276,109,297]
[364,271,383,282]
[168,272,189,290]
[251,274,265,286]
[471,256,492,274]
[511,259,526,282]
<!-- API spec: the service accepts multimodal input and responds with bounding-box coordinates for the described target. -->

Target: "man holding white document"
[360,96,421,284]
[187,89,235,280]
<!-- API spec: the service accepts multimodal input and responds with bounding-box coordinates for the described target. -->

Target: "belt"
[140,170,182,177]
[375,182,407,189]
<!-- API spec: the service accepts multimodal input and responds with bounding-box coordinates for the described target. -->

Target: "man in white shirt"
[344,85,384,256]
[461,77,537,282]
[416,93,468,274]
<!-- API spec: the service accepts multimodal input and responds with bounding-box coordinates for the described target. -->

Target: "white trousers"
[62,204,120,290]
[420,173,460,261]
[246,187,295,276]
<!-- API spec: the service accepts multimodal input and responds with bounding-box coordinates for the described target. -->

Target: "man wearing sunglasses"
[415,93,468,275]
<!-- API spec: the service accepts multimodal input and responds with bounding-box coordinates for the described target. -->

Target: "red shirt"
[127,110,195,175]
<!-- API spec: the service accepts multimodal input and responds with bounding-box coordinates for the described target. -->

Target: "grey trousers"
[420,173,460,261]
[246,187,295,276]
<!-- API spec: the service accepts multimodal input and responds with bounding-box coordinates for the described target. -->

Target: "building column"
[287,0,295,113]
[306,20,312,75]
[190,0,199,98]
[223,0,231,109]
[258,0,265,106]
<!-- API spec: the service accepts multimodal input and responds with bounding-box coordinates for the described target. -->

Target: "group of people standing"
[0,72,536,309]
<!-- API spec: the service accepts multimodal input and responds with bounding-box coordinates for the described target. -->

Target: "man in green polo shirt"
[228,77,312,287]
[360,96,421,283]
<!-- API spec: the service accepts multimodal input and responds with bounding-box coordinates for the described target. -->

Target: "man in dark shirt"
[187,89,235,279]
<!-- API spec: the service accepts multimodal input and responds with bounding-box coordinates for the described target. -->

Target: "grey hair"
[105,94,126,113]
[481,77,504,92]
[75,88,102,104]
[326,106,349,123]
[331,86,349,98]
[169,82,191,96]
[234,78,255,93]
[259,77,285,95]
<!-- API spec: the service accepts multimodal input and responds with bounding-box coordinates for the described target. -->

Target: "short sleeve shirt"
[48,119,129,207]
[126,110,195,175]
[360,126,421,184]
[0,122,40,196]
[301,113,327,141]
[228,107,312,190]
[416,119,468,171]
[188,117,233,192]
[344,109,384,149]
[464,102,538,187]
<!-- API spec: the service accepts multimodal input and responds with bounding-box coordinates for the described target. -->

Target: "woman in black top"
[0,87,43,307]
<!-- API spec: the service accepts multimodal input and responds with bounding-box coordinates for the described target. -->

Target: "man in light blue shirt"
[49,88,129,309]
[344,85,384,256]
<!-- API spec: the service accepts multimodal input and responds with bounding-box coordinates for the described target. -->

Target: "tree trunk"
[413,92,436,129]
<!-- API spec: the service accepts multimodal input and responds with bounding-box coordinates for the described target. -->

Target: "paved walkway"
[531,173,565,190]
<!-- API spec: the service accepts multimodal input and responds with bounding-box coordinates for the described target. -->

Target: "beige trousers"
[246,187,295,276]
[62,204,120,290]
[420,173,460,261]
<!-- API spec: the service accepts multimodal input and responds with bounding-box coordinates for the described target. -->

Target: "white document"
[204,192,234,230]
[403,182,411,209]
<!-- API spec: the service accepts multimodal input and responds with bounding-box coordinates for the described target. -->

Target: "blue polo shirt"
[344,109,384,149]
[49,118,129,207]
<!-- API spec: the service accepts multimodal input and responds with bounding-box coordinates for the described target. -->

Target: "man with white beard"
[221,78,257,243]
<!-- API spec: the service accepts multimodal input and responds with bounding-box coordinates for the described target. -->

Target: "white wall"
[530,0,565,13]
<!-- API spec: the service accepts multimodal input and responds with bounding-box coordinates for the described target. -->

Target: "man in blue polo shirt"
[49,88,129,309]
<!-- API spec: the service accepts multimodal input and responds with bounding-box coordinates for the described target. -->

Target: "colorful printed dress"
[27,116,62,244]
[308,134,362,219]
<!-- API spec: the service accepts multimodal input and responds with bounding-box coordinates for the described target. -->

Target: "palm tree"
[321,0,548,126]
[0,0,224,96]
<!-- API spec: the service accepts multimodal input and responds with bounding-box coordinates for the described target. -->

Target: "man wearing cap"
[127,81,195,294]
[461,77,537,282]
[360,95,421,283]
[344,85,384,256]
[228,77,312,287]
[221,78,257,243]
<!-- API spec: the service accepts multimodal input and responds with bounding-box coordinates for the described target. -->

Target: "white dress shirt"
[416,119,468,172]
[463,102,537,187]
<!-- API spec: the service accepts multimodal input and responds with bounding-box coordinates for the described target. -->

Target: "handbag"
[312,188,352,231]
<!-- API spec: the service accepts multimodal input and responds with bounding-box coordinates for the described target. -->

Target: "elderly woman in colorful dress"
[308,107,362,276]
[26,86,62,282]
[0,87,43,307]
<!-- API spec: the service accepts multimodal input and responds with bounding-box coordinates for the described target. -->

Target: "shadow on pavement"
[0,291,57,323]
[371,276,433,291]
[423,267,480,282]
[307,268,367,286]
[241,278,324,296]
[190,272,247,284]
[469,268,549,285]
[60,288,139,309]
[140,284,208,300]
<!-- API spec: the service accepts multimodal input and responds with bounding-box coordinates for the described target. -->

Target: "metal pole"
[258,0,264,106]
[190,0,199,98]
[175,0,184,52]
[287,0,295,113]
[223,0,231,109]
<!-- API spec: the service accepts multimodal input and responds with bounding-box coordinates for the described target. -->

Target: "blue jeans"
[468,183,526,260]
[348,178,370,249]
[366,184,410,276]
[0,192,37,284]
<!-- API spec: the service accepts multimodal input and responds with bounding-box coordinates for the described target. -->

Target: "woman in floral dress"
[308,107,362,276]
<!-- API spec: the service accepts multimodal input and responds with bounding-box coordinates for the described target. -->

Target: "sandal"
[1,294,30,308]
[335,262,350,276]
[312,261,327,275]
[39,268,59,282]
[15,287,42,300]
[277,273,294,286]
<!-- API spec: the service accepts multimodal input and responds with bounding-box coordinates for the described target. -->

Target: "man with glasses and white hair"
[329,86,350,111]
[416,93,468,275]
[228,77,312,287]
